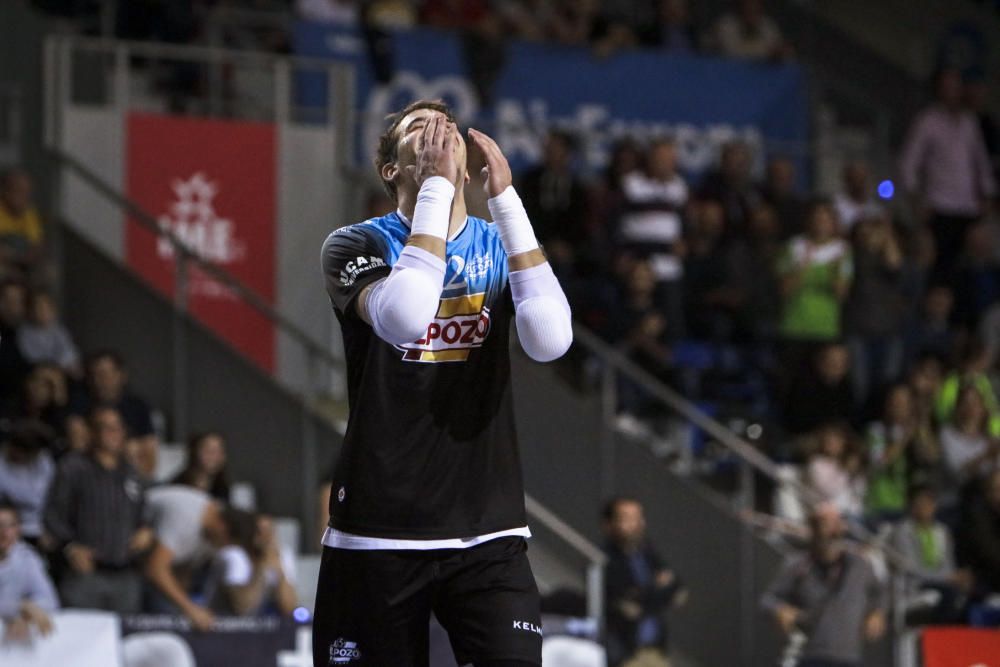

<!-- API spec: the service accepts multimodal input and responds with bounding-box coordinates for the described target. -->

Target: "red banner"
[923,627,1000,666]
[125,112,276,372]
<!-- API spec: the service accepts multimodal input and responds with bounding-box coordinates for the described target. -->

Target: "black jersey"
[321,212,527,540]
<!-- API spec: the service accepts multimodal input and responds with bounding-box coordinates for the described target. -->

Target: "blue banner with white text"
[293,23,809,180]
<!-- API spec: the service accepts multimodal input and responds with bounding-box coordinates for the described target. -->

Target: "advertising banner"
[125,112,277,372]
[923,626,1000,666]
[293,23,809,180]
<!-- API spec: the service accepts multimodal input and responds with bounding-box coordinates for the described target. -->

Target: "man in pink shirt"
[900,68,996,284]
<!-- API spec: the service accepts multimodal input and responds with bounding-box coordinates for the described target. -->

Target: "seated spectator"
[939,384,1000,491]
[953,221,1000,328]
[44,407,150,614]
[957,469,1000,595]
[517,129,588,278]
[0,280,29,403]
[761,504,887,667]
[16,290,80,378]
[783,343,854,435]
[0,502,57,644]
[206,513,297,617]
[844,213,906,410]
[804,422,865,519]
[498,0,596,45]
[586,138,642,264]
[143,485,231,630]
[602,496,686,667]
[617,137,689,337]
[698,140,761,237]
[892,484,969,625]
[0,364,69,454]
[172,432,231,502]
[0,420,55,547]
[865,384,939,522]
[650,0,697,54]
[591,0,659,56]
[777,199,853,346]
[935,339,1000,436]
[711,0,791,62]
[683,199,741,340]
[760,156,805,239]
[833,161,885,235]
[907,285,959,362]
[0,169,45,283]
[67,351,159,478]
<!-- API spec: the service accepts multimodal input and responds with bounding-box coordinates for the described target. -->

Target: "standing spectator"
[729,203,783,341]
[588,138,642,260]
[683,199,741,340]
[958,469,1000,595]
[761,156,806,239]
[761,504,887,667]
[844,214,906,410]
[618,138,689,337]
[0,169,45,282]
[67,351,158,478]
[938,384,1000,490]
[206,512,298,617]
[172,432,231,502]
[865,384,938,522]
[892,484,969,624]
[900,68,995,285]
[777,199,853,347]
[833,161,885,235]
[804,422,865,519]
[952,221,1000,328]
[698,140,761,237]
[143,485,230,630]
[0,281,29,402]
[0,503,57,644]
[43,407,150,614]
[783,343,854,435]
[602,496,686,667]
[711,0,791,62]
[0,421,55,547]
[517,130,588,277]
[17,290,81,378]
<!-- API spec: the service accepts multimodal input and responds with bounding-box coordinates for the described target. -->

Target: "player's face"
[395,108,467,180]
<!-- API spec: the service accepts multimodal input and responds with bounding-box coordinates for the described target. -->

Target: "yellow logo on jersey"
[398,292,491,363]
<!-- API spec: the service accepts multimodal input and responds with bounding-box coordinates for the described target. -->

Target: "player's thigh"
[434,538,542,666]
[312,546,434,667]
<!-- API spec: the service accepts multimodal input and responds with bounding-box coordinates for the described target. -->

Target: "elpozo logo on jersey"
[397,292,491,363]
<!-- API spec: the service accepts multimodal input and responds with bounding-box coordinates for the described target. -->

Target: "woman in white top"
[805,422,866,519]
[939,384,1000,488]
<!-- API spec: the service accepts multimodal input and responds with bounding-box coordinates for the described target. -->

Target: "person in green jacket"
[935,339,1000,437]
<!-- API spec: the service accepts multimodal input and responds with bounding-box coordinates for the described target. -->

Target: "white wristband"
[487,186,539,256]
[410,176,455,240]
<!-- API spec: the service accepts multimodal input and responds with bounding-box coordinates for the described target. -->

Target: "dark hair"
[374,99,457,202]
[89,406,128,437]
[546,128,578,153]
[220,507,258,553]
[908,482,937,504]
[86,349,126,371]
[173,432,230,500]
[0,501,19,521]
[0,279,26,296]
[602,495,640,522]
[7,419,54,453]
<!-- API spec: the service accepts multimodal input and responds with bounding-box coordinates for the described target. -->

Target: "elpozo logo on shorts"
[329,638,361,664]
[397,292,491,363]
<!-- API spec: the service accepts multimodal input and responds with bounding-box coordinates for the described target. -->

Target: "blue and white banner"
[294,23,809,179]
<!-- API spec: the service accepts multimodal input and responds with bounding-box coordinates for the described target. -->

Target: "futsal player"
[313,100,573,666]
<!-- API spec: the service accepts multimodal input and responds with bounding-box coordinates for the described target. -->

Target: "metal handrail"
[48,146,340,375]
[571,324,923,577]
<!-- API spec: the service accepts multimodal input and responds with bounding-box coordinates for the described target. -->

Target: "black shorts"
[312,536,542,666]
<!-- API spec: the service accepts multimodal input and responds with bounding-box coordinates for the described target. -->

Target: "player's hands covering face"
[409,115,461,187]
[468,128,512,198]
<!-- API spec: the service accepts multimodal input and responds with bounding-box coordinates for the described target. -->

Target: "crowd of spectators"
[0,169,299,646]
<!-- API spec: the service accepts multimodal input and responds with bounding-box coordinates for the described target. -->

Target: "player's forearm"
[406,176,455,261]
[488,186,542,270]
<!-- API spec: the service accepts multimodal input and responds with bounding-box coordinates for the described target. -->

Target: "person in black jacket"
[602,496,687,667]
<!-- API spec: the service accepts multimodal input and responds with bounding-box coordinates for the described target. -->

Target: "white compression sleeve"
[487,186,538,256]
[510,263,573,362]
[366,178,454,345]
